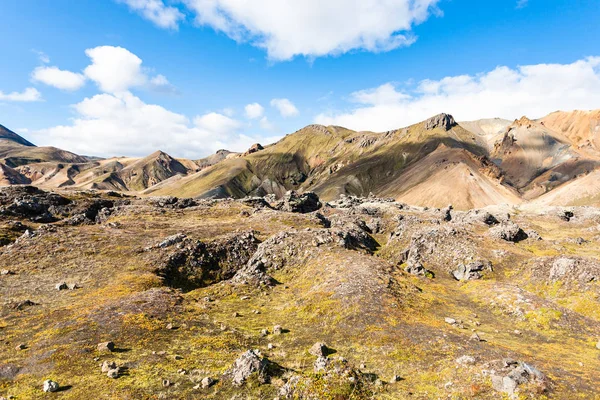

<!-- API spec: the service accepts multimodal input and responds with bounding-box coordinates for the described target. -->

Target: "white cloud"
[244,102,264,119]
[31,66,86,91]
[516,0,528,9]
[32,50,50,64]
[270,98,299,117]
[183,0,440,60]
[118,0,184,29]
[84,46,148,93]
[0,87,42,102]
[31,91,261,158]
[315,57,600,132]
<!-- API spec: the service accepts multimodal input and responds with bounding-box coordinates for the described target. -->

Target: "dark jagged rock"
[155,230,261,291]
[488,222,528,242]
[279,190,321,213]
[424,113,456,131]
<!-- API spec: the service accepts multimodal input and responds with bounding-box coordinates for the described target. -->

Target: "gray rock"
[444,317,457,324]
[279,191,322,213]
[452,261,492,281]
[455,355,476,365]
[489,222,528,242]
[107,368,120,379]
[42,379,59,393]
[158,233,187,248]
[97,341,115,352]
[424,113,456,131]
[201,376,214,388]
[55,282,68,291]
[273,325,283,335]
[101,361,117,373]
[226,350,271,386]
[308,342,328,357]
[492,375,518,395]
[314,356,329,372]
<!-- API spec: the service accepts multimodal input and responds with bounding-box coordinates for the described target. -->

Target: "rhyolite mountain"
[3,109,600,208]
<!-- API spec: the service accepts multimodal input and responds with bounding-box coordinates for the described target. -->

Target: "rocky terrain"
[0,186,599,399]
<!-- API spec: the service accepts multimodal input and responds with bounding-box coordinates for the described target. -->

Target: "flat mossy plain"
[0,195,599,399]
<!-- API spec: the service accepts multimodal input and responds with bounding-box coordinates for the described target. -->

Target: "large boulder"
[488,222,528,242]
[279,191,321,213]
[452,260,492,281]
[225,350,272,386]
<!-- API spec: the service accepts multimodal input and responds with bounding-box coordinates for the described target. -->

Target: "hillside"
[3,109,600,209]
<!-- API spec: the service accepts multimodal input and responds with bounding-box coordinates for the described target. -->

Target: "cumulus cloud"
[516,0,528,9]
[315,57,600,132]
[31,91,264,158]
[118,0,184,29]
[244,102,264,119]
[270,98,299,117]
[84,46,148,93]
[0,87,42,102]
[31,66,86,91]
[183,0,440,60]
[33,46,174,94]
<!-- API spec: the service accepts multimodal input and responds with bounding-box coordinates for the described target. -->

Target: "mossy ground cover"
[0,197,599,399]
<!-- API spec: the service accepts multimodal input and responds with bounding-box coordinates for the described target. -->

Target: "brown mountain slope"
[378,144,522,208]
[489,116,592,191]
[540,109,600,155]
[0,124,35,146]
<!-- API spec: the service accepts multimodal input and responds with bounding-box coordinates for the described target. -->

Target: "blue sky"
[0,0,599,158]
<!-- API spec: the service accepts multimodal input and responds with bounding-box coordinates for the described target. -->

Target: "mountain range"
[2,109,600,209]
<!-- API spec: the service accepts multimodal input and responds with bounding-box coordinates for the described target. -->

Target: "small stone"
[55,282,68,291]
[174,354,183,360]
[273,325,283,335]
[267,343,274,350]
[43,379,59,393]
[596,340,600,350]
[101,361,117,373]
[232,312,240,318]
[97,341,115,352]
[166,323,174,330]
[390,375,402,382]
[456,355,476,365]
[470,333,482,342]
[240,296,250,300]
[178,369,186,375]
[260,329,269,337]
[162,379,171,387]
[253,310,260,314]
[1,269,14,275]
[359,363,367,369]
[107,368,120,379]
[201,377,214,388]
[308,342,328,357]
[314,356,329,372]
[444,317,456,325]
[514,330,522,335]
[67,283,79,290]
[15,343,27,351]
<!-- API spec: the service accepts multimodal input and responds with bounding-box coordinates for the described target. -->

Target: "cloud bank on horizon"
[317,57,600,132]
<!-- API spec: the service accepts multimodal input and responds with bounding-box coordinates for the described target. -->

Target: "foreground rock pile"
[0,187,599,399]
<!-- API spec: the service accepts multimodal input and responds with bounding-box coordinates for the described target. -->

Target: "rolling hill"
[3,108,600,208]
